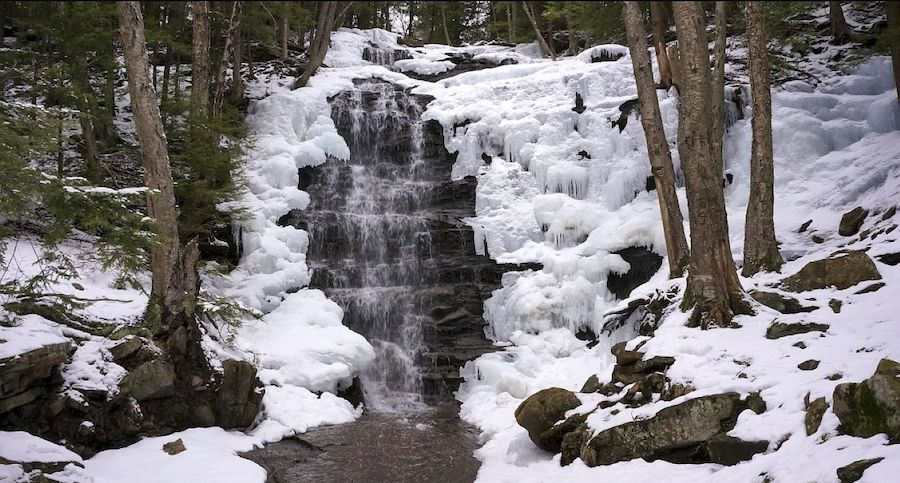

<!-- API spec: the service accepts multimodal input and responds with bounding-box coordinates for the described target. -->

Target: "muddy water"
[241,405,481,483]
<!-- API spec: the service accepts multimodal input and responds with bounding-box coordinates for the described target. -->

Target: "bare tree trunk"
[231,24,243,102]
[117,0,198,333]
[888,2,900,103]
[710,1,727,176]
[73,57,100,180]
[522,1,555,60]
[667,43,681,91]
[829,1,851,44]
[507,3,513,43]
[161,44,172,107]
[296,1,337,88]
[212,1,242,116]
[650,1,672,90]
[423,2,434,43]
[279,16,289,58]
[441,2,451,45]
[567,16,576,55]
[743,1,782,276]
[672,1,749,329]
[622,1,690,278]
[190,1,210,119]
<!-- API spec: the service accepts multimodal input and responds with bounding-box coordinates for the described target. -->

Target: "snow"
[394,58,455,76]
[0,314,69,359]
[0,431,83,464]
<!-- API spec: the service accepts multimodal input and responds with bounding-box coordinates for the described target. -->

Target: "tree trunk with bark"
[650,1,672,90]
[295,1,337,89]
[622,1,690,278]
[743,1,782,276]
[672,1,749,328]
[72,57,100,180]
[888,2,900,103]
[190,1,210,119]
[441,2,451,45]
[211,1,241,116]
[116,0,199,334]
[522,1,555,60]
[710,1,727,176]
[829,1,851,44]
[279,16,289,59]
[230,24,243,103]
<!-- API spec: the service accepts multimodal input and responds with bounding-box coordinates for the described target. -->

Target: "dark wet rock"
[750,290,816,314]
[798,359,820,371]
[580,374,601,393]
[829,299,843,313]
[337,377,364,408]
[839,207,868,236]
[215,359,264,429]
[401,52,515,82]
[163,438,186,455]
[881,206,897,221]
[833,359,900,442]
[611,98,639,132]
[782,250,881,292]
[766,321,829,339]
[645,175,656,192]
[572,92,586,114]
[877,252,900,266]
[602,287,678,336]
[799,220,813,233]
[611,341,644,366]
[606,247,663,300]
[794,341,807,349]
[855,282,885,294]
[577,150,592,160]
[580,393,767,466]
[837,458,884,483]
[0,342,73,413]
[480,152,492,164]
[590,49,625,62]
[362,47,411,65]
[812,235,825,243]
[540,412,590,455]
[723,172,734,187]
[560,424,591,466]
[515,388,582,452]
[805,397,829,435]
[119,360,176,402]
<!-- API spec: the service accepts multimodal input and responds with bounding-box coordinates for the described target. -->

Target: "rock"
[162,438,186,455]
[119,360,176,401]
[837,458,884,483]
[580,375,601,393]
[560,425,591,466]
[580,393,767,466]
[660,383,694,401]
[882,206,897,220]
[0,342,73,413]
[812,235,825,244]
[515,388,582,452]
[610,342,644,366]
[750,290,816,314]
[215,359,264,428]
[539,412,590,455]
[829,299,843,313]
[798,360,820,371]
[805,397,829,435]
[766,322,829,339]
[782,250,881,292]
[612,356,674,385]
[855,282,885,294]
[109,336,142,362]
[833,359,900,442]
[798,220,813,233]
[794,341,807,349]
[839,207,868,236]
[877,252,900,266]
[606,247,663,300]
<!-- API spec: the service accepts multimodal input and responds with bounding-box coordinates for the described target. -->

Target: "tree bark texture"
[231,23,244,102]
[650,1,672,89]
[296,1,337,89]
[190,1,210,119]
[743,1,782,276]
[522,1,555,60]
[710,1,727,176]
[212,1,242,116]
[622,1,690,277]
[279,16,289,59]
[829,1,851,44]
[672,1,748,328]
[117,0,195,329]
[72,57,99,180]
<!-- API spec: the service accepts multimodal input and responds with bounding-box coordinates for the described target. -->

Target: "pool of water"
[241,404,481,483]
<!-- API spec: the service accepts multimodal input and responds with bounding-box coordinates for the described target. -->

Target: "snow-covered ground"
[3,9,899,481]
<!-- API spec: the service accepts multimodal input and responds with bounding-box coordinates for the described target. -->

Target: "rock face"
[579,393,768,466]
[118,360,176,401]
[837,458,884,483]
[805,397,829,435]
[833,358,900,442]
[839,207,868,236]
[782,250,881,292]
[766,321,829,339]
[215,359,264,428]
[750,290,816,314]
[0,342,73,413]
[606,247,663,300]
[515,388,582,452]
[278,79,539,404]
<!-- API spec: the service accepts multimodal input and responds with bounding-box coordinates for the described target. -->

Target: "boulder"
[837,458,884,483]
[876,252,900,266]
[215,359,264,428]
[765,321,829,339]
[782,250,881,292]
[750,290,816,314]
[580,393,767,466]
[0,342,73,413]
[119,360,176,401]
[805,397,829,435]
[515,388,582,452]
[798,360,820,371]
[162,438,186,455]
[833,359,900,442]
[839,207,868,236]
